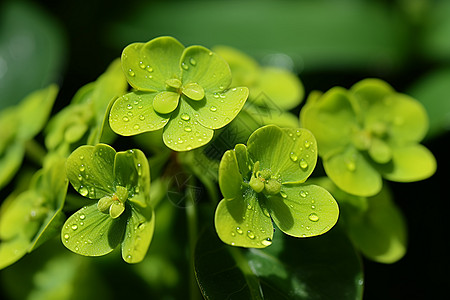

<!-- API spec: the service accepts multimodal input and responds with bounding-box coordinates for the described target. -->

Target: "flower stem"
[186,177,201,300]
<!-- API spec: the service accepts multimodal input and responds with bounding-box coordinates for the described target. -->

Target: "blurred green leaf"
[195,227,363,299]
[0,1,66,110]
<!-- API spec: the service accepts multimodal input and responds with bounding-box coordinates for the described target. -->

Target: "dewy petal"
[324,146,382,197]
[121,37,184,91]
[188,87,249,130]
[162,100,214,151]
[214,189,273,248]
[180,46,232,92]
[153,91,180,114]
[267,184,339,238]
[109,92,170,136]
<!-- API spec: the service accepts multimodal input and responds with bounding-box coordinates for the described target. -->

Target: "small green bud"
[115,186,128,203]
[98,196,113,214]
[263,178,282,195]
[109,201,125,219]
[249,175,265,193]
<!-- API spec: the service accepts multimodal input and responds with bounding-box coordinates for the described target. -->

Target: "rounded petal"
[267,184,339,238]
[188,87,249,129]
[214,191,273,248]
[182,82,205,101]
[300,87,357,159]
[61,204,127,257]
[162,100,214,151]
[66,144,116,199]
[153,91,180,114]
[251,67,304,110]
[376,144,436,182]
[121,37,184,91]
[109,92,170,136]
[247,125,318,184]
[219,149,244,200]
[324,147,382,197]
[180,46,232,92]
[122,204,155,263]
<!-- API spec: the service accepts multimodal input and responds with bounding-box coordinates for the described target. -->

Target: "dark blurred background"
[1,0,449,299]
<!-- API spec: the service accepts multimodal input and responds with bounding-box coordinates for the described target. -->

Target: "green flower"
[109,36,249,151]
[300,78,437,196]
[62,144,154,263]
[0,156,68,270]
[214,125,339,248]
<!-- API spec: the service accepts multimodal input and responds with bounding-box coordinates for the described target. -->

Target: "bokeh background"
[1,0,449,299]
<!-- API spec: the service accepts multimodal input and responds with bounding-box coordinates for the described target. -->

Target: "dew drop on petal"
[236,227,243,235]
[79,214,86,220]
[210,106,217,112]
[289,152,298,162]
[128,69,135,77]
[280,191,287,198]
[247,230,255,239]
[299,190,307,198]
[189,57,197,66]
[123,116,129,122]
[308,213,319,222]
[304,140,311,149]
[181,62,189,70]
[64,234,70,240]
[79,186,88,197]
[299,159,308,169]
[139,115,145,121]
[71,225,78,230]
[261,238,272,246]
[79,164,85,172]
[231,232,236,237]
[133,124,140,130]
[181,113,190,121]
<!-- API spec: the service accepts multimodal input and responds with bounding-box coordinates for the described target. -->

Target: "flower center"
[97,186,128,219]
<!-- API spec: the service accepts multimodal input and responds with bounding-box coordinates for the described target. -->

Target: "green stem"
[186,177,201,300]
[228,247,263,299]
[24,139,47,166]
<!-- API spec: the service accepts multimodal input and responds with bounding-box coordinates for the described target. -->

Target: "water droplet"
[146,66,153,72]
[138,105,143,109]
[189,57,197,66]
[64,234,70,240]
[181,62,189,70]
[289,152,298,162]
[213,93,220,99]
[181,113,190,121]
[127,255,132,260]
[236,227,243,235]
[79,214,86,220]
[77,174,83,181]
[299,159,308,169]
[231,232,236,237]
[123,116,129,122]
[71,225,78,230]
[219,93,226,99]
[139,115,145,121]
[80,222,84,226]
[208,51,213,56]
[296,130,301,137]
[219,86,225,91]
[261,238,272,246]
[304,140,311,148]
[308,213,319,222]
[247,204,252,210]
[138,223,145,230]
[133,124,140,130]
[79,155,84,160]
[210,106,217,112]
[311,205,316,209]
[232,88,237,91]
[128,69,135,77]
[79,186,88,197]
[280,191,287,198]
[79,164,85,172]
[247,230,255,239]
[139,62,146,69]
[306,226,311,230]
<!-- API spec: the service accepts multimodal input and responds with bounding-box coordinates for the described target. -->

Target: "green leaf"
[61,204,127,257]
[300,87,357,159]
[188,86,249,130]
[162,99,214,151]
[324,146,382,197]
[114,148,151,207]
[180,45,232,91]
[0,236,30,270]
[195,227,363,299]
[219,149,244,200]
[0,142,25,190]
[247,125,317,184]
[109,91,170,136]
[121,36,184,91]
[376,144,436,182]
[345,186,407,264]
[267,184,339,238]
[66,144,116,199]
[121,204,155,263]
[215,190,274,248]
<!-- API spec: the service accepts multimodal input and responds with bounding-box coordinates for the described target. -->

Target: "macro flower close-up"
[109,36,249,151]
[300,78,437,197]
